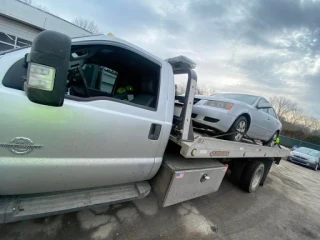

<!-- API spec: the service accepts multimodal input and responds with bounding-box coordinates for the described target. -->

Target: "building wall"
[0,15,40,41]
[0,0,91,51]
[0,0,91,37]
[0,0,92,52]
[0,15,39,51]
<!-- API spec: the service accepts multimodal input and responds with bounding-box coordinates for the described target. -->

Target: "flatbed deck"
[170,131,289,159]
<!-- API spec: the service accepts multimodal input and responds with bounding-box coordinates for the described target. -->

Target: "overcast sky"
[34,0,320,117]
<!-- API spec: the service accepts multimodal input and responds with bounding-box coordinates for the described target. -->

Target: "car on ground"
[192,93,282,146]
[287,147,320,171]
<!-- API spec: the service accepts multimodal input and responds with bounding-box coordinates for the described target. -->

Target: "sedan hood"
[195,95,250,106]
[291,151,318,163]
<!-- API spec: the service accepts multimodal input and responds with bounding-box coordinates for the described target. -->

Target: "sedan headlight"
[310,157,318,163]
[204,100,234,110]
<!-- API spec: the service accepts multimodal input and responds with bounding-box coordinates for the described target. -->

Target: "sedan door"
[267,107,280,134]
[250,108,270,139]
[248,98,271,140]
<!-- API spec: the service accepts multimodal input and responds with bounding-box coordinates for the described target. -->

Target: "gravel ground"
[0,159,319,240]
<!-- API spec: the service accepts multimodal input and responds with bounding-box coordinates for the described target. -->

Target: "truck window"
[67,45,161,110]
[82,64,118,94]
[99,67,117,93]
[2,45,161,111]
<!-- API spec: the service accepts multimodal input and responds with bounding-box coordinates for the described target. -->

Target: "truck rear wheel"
[240,160,265,193]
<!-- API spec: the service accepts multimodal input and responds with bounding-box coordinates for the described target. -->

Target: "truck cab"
[0,32,175,195]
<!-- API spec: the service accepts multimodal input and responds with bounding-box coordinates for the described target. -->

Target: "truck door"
[0,43,172,195]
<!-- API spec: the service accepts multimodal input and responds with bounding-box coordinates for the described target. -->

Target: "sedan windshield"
[295,147,320,157]
[218,94,258,105]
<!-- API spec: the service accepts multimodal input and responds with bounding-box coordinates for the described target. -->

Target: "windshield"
[218,94,258,105]
[295,147,320,157]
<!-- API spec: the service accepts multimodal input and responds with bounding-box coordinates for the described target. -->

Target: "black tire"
[226,116,248,142]
[240,161,265,193]
[263,131,279,147]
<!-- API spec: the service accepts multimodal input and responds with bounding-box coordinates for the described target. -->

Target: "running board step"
[0,181,150,223]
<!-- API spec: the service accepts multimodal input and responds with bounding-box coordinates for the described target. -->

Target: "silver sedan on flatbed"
[192,93,282,146]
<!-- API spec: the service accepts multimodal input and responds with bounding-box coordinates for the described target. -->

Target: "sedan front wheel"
[263,131,279,147]
[226,116,248,142]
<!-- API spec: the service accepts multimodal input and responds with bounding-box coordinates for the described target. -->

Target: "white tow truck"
[0,31,289,223]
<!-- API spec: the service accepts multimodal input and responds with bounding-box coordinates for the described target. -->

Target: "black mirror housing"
[25,30,71,107]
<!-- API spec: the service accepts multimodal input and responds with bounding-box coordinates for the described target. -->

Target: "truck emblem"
[0,137,43,155]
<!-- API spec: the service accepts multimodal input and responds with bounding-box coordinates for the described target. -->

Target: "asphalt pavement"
[0,159,319,240]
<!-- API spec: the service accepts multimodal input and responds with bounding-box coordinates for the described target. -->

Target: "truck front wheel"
[240,160,265,193]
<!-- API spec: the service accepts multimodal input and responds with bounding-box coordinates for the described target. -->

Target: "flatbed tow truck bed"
[170,131,288,159]
[150,132,289,207]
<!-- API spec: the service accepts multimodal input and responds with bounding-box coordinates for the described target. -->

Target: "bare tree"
[175,84,186,95]
[269,96,299,120]
[72,17,100,34]
[269,95,320,143]
[301,115,319,130]
[175,84,216,96]
[315,120,320,132]
[196,85,215,96]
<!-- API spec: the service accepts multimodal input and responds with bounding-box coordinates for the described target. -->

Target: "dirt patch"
[270,171,307,192]
[303,177,318,184]
[299,226,318,239]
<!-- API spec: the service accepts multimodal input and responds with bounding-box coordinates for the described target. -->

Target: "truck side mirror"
[25,30,71,107]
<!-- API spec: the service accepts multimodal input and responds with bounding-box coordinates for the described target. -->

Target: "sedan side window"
[259,108,268,114]
[258,98,269,113]
[258,98,269,105]
[268,108,277,119]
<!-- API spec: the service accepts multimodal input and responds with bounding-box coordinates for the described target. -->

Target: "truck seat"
[131,78,156,108]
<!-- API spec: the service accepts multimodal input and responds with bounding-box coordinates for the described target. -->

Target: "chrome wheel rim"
[235,121,246,141]
[252,167,263,190]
